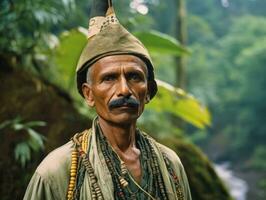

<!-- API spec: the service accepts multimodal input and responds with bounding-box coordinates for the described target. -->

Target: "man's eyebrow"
[126,67,145,72]
[125,65,148,75]
[98,71,120,80]
[99,71,118,76]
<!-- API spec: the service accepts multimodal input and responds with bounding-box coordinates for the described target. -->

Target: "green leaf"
[54,27,87,90]
[14,142,31,168]
[27,128,45,151]
[175,97,211,129]
[24,121,47,128]
[147,80,211,129]
[0,120,13,130]
[13,123,25,131]
[133,30,190,56]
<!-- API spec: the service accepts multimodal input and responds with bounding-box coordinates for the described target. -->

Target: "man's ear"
[82,83,95,107]
[145,94,150,104]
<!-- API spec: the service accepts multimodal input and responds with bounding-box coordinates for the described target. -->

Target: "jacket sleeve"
[23,172,57,200]
[178,160,192,200]
[157,143,192,200]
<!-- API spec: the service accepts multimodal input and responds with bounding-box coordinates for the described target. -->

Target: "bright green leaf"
[147,79,211,129]
[54,27,87,90]
[24,121,47,128]
[133,30,190,56]
[15,142,31,168]
[13,123,24,131]
[27,128,45,151]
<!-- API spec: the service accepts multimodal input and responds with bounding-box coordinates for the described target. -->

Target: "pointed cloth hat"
[76,0,157,99]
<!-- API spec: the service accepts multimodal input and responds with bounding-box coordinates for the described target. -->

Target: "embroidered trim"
[162,153,184,200]
[88,14,119,39]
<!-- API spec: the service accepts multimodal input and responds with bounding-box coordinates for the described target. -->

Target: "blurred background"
[0,0,265,199]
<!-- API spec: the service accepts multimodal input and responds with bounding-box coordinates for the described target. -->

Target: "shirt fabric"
[24,120,192,200]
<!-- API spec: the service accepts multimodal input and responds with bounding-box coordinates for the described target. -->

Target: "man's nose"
[117,76,132,97]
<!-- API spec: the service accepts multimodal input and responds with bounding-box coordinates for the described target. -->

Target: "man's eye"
[103,75,116,82]
[128,73,142,81]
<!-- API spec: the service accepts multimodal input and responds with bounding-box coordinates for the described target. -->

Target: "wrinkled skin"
[82,55,149,126]
[82,55,150,183]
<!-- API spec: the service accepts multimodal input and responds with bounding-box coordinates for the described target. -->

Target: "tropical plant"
[0,117,46,167]
[52,27,211,134]
[0,0,76,70]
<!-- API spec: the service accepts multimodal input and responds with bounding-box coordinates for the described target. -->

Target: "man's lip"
[110,104,137,109]
[118,105,134,108]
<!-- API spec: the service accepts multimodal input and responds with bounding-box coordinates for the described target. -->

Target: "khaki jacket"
[24,122,191,200]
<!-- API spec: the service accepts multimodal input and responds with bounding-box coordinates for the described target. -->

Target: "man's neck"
[98,117,137,152]
[98,117,143,183]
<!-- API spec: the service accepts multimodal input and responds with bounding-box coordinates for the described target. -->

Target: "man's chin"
[112,113,139,124]
[99,112,140,126]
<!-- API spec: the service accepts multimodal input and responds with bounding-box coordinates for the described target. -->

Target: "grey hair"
[86,67,92,84]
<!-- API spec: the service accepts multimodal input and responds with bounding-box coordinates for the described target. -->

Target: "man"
[24,0,191,199]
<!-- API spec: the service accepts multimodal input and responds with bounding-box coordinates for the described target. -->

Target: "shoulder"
[143,133,183,167]
[156,142,182,164]
[152,140,192,200]
[36,141,74,178]
[145,135,188,177]
[24,141,75,200]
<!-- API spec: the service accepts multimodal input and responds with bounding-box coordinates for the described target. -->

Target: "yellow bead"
[71,163,77,168]
[70,172,76,177]
[70,177,76,181]
[70,166,77,170]
[71,163,77,167]
[71,157,77,161]
[123,182,128,187]
[69,181,75,186]
[119,178,128,187]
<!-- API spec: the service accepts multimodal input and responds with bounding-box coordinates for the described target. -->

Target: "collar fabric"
[81,117,184,199]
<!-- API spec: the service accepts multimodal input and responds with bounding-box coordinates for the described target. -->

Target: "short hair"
[86,67,92,84]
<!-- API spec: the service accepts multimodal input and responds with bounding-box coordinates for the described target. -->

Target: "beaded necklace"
[96,124,169,200]
[67,124,184,200]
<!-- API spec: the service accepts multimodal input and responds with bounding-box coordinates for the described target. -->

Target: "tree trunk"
[175,0,187,89]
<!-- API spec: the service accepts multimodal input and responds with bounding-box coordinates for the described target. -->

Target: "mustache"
[108,97,140,109]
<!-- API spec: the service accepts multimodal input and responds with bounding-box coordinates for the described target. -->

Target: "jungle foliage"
[1,0,266,199]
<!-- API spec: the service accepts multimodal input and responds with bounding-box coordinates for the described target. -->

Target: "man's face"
[82,55,149,125]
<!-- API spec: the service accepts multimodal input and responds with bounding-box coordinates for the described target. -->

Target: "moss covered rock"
[160,138,232,200]
[0,63,89,199]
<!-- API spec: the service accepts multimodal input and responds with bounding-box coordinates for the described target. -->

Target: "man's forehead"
[91,55,148,74]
